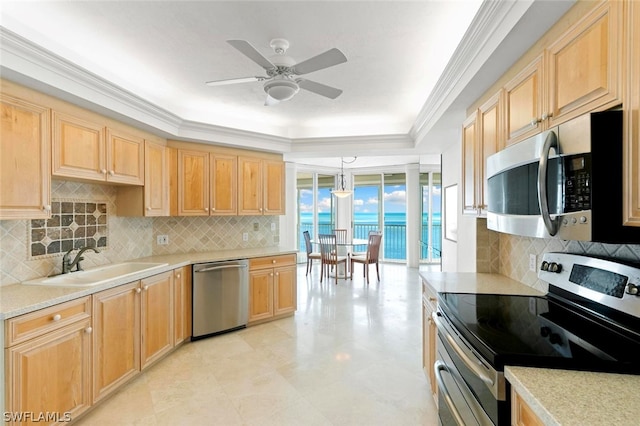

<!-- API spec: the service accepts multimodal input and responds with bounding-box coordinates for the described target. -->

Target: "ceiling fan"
[206,39,347,106]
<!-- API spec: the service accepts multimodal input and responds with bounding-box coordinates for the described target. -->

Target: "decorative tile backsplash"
[30,201,108,257]
[0,180,280,286]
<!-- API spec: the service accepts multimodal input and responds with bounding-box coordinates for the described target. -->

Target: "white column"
[279,161,297,250]
[406,163,420,267]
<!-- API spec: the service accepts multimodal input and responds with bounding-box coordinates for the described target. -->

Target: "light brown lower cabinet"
[248,254,297,324]
[4,297,93,425]
[92,271,175,403]
[421,278,437,399]
[511,388,544,426]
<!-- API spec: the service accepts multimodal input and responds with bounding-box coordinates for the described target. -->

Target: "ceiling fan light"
[264,79,299,101]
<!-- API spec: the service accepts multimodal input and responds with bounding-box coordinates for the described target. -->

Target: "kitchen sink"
[22,262,169,287]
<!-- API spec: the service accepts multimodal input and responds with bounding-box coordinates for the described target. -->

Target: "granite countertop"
[419,271,546,296]
[506,366,640,426]
[0,247,297,320]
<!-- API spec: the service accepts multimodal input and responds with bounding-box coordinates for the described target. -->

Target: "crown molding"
[287,134,414,157]
[410,0,535,144]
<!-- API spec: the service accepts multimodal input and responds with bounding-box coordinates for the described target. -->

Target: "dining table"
[311,238,369,278]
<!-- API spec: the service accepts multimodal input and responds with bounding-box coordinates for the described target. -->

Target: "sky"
[298,183,441,217]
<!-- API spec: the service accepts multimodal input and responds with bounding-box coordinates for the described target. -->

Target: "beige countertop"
[506,366,640,426]
[419,271,545,296]
[0,247,296,320]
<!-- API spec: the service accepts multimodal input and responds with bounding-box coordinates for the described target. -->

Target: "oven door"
[435,334,494,426]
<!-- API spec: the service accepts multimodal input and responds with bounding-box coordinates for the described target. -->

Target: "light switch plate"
[242,232,248,242]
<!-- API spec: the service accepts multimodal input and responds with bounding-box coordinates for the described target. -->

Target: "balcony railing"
[298,222,441,261]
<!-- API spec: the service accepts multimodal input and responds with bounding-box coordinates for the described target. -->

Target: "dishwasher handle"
[194,264,248,273]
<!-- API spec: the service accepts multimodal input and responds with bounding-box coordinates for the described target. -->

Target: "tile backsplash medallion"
[0,181,279,286]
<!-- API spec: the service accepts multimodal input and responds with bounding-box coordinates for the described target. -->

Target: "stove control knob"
[549,333,562,345]
[627,284,639,295]
[540,261,549,271]
[540,326,551,337]
[548,262,562,273]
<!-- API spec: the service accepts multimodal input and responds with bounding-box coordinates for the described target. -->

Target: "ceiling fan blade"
[227,40,276,70]
[292,48,347,75]
[297,79,343,99]
[264,95,280,107]
[205,76,265,86]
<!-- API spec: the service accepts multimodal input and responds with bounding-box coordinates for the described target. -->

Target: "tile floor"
[76,263,439,425]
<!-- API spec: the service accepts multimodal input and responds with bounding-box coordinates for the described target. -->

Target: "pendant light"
[331,157,356,198]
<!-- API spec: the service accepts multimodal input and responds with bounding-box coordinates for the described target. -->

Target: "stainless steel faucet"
[62,247,100,274]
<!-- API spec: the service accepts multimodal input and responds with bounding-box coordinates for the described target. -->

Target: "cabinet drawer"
[422,280,438,311]
[5,296,91,347]
[250,254,296,270]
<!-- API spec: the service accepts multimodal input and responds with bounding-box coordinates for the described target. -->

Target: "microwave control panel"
[564,154,591,212]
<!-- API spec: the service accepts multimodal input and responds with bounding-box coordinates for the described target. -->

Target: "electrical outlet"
[271,222,276,231]
[157,235,169,245]
[253,222,259,231]
[242,232,248,242]
[529,254,537,272]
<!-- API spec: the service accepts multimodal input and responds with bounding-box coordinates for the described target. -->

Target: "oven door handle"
[433,312,495,387]
[538,130,559,236]
[434,361,467,426]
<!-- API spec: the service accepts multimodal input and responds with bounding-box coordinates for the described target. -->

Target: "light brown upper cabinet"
[462,112,478,215]
[53,111,144,185]
[504,55,544,146]
[462,92,503,216]
[0,93,51,219]
[175,149,237,216]
[117,140,169,217]
[624,0,640,227]
[238,157,285,215]
[504,1,622,146]
[547,0,622,127]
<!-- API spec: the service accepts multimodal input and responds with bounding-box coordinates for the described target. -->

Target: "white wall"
[279,162,298,250]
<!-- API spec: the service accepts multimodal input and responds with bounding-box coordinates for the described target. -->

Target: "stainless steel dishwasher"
[192,259,249,339]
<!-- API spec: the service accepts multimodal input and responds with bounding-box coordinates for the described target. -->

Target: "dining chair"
[352,230,381,257]
[318,233,348,285]
[350,232,382,284]
[303,231,321,276]
[332,229,348,244]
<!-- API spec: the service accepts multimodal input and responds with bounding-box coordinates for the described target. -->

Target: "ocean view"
[299,212,442,260]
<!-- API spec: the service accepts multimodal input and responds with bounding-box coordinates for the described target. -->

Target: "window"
[421,172,442,263]
[296,172,335,253]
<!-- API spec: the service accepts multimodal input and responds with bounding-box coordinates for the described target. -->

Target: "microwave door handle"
[538,131,559,236]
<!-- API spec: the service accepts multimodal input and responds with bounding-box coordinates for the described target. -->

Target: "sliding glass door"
[420,172,442,263]
[296,172,335,253]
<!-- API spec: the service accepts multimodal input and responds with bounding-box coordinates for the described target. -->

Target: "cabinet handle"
[109,170,115,176]
[275,272,279,276]
[100,169,107,174]
[541,112,553,120]
[259,208,263,212]
[176,273,181,278]
[270,273,274,277]
[272,260,276,264]
[85,327,93,334]
[52,314,61,322]
[43,205,51,211]
[143,285,149,291]
[146,207,151,211]
[136,288,142,294]
[428,297,437,302]
[211,207,216,212]
[530,118,541,127]
[204,207,209,212]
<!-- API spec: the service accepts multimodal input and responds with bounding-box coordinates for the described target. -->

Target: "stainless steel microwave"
[486,110,640,243]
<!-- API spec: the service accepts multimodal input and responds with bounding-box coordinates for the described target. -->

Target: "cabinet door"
[461,112,478,215]
[512,388,545,426]
[144,141,169,216]
[140,272,173,369]
[273,265,296,316]
[0,94,51,219]
[177,149,210,216]
[264,160,285,215]
[105,128,144,185]
[92,281,140,402]
[477,92,502,215]
[6,319,92,423]
[173,267,191,346]
[210,154,237,215]
[547,0,622,127]
[52,111,106,181]
[248,269,274,322]
[238,156,263,215]
[504,56,544,145]
[624,0,640,226]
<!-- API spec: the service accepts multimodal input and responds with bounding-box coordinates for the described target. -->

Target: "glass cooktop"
[438,292,640,372]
